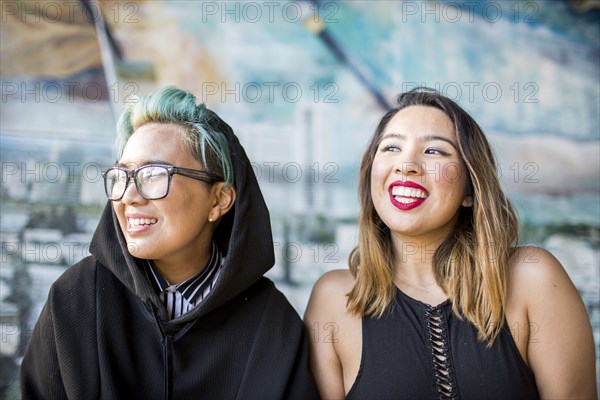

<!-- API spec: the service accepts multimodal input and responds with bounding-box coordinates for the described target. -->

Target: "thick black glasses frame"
[102,163,223,201]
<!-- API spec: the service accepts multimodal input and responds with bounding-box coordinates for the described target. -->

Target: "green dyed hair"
[116,86,234,188]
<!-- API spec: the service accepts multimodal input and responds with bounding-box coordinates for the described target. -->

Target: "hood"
[89,115,275,324]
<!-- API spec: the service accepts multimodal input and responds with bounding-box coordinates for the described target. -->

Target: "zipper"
[163,335,174,400]
[150,301,174,400]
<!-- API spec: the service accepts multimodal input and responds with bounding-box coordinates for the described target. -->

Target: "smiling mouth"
[388,183,429,210]
[391,186,429,202]
[128,218,157,228]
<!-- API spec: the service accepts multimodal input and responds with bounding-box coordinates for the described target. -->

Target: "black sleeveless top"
[346,289,539,400]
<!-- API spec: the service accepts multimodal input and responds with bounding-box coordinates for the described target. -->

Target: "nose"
[120,178,146,205]
[393,159,423,177]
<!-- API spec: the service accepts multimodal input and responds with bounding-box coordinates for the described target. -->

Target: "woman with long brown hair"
[304,88,596,399]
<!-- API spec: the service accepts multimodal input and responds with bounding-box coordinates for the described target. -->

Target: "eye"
[425,148,450,156]
[381,144,401,152]
[139,167,163,183]
[115,171,128,183]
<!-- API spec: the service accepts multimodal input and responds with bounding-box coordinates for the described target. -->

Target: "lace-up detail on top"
[344,288,540,400]
[425,304,458,399]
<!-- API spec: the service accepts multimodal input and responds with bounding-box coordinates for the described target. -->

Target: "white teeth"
[391,186,428,199]
[128,218,157,227]
[397,197,417,204]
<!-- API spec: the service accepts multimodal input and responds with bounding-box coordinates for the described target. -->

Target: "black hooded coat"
[20,117,319,400]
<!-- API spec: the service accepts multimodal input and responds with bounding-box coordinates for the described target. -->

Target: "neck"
[390,232,442,276]
[391,234,447,304]
[153,246,213,284]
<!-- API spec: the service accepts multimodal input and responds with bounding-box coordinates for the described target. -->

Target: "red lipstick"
[388,181,429,211]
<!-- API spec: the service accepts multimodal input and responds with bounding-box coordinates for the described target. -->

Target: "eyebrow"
[379,133,458,150]
[116,160,174,169]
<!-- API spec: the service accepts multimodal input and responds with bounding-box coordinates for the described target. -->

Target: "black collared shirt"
[144,242,222,320]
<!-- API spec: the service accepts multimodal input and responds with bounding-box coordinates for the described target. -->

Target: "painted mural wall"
[1,0,598,396]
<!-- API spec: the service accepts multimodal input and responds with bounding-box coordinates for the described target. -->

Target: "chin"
[125,241,142,257]
[125,240,155,260]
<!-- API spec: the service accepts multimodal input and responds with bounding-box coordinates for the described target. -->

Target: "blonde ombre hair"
[347,88,518,345]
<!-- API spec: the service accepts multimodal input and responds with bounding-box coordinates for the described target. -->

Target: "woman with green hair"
[21,86,318,399]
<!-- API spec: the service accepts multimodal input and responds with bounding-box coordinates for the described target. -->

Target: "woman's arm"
[513,246,597,399]
[304,270,350,400]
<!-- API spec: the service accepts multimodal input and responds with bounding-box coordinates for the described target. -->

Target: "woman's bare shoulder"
[508,245,572,290]
[507,245,578,325]
[508,247,597,397]
[313,269,355,291]
[305,269,355,319]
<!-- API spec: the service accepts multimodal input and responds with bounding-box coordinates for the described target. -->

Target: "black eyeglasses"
[102,164,223,201]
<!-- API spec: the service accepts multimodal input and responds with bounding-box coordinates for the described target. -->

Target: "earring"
[208,217,214,223]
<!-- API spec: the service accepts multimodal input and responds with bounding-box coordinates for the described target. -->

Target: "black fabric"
[20,117,318,400]
[346,289,540,400]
